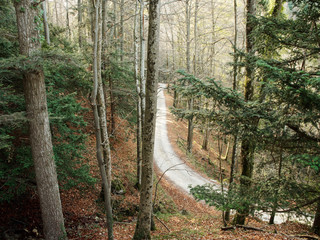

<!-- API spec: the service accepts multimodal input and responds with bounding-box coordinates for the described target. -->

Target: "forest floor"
[1,91,318,239]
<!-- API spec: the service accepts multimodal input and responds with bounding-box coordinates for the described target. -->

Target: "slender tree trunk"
[140,0,146,127]
[133,0,161,238]
[234,0,256,225]
[186,0,190,73]
[108,74,116,133]
[272,0,283,17]
[78,0,82,48]
[54,0,59,26]
[134,0,142,187]
[66,0,71,39]
[14,1,65,239]
[193,0,198,75]
[42,1,50,45]
[91,0,113,238]
[97,1,112,193]
[185,0,193,153]
[269,145,283,224]
[225,0,238,222]
[119,0,124,61]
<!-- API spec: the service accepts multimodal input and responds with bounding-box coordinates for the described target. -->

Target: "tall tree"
[134,0,142,187]
[13,0,65,238]
[91,0,113,238]
[225,0,238,222]
[133,0,161,238]
[234,0,256,225]
[185,0,194,153]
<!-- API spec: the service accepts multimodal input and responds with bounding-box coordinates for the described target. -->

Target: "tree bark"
[140,0,146,127]
[119,0,124,61]
[91,0,113,238]
[234,0,256,225]
[134,0,142,187]
[78,0,82,48]
[42,1,50,45]
[185,0,193,153]
[313,198,320,235]
[13,1,65,239]
[225,0,239,222]
[133,0,161,238]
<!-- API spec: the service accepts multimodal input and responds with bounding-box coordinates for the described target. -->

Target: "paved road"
[153,83,313,225]
[154,83,219,193]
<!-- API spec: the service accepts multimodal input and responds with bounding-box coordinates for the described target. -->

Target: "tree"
[133,0,161,238]
[13,0,65,238]
[42,1,50,45]
[185,0,194,153]
[91,0,113,238]
[134,0,142,188]
[234,0,256,225]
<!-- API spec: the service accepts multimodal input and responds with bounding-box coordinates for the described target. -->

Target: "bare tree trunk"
[119,0,124,61]
[185,0,193,153]
[133,0,161,238]
[140,0,146,126]
[54,0,59,26]
[66,0,71,39]
[134,0,142,187]
[14,1,65,239]
[42,1,50,45]
[91,0,113,238]
[97,1,112,193]
[225,0,238,222]
[193,0,198,75]
[78,0,82,48]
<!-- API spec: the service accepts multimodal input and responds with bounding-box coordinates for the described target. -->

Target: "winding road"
[153,83,313,225]
[154,83,220,194]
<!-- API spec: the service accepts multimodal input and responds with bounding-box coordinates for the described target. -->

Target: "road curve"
[154,83,220,194]
[153,83,313,225]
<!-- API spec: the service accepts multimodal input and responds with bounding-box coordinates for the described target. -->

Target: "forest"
[1,0,320,239]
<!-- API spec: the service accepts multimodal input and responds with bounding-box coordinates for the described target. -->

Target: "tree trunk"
[54,0,59,26]
[66,0,71,39]
[134,0,142,187]
[140,0,146,127]
[42,1,50,45]
[225,0,239,222]
[91,0,113,238]
[97,0,112,193]
[14,1,65,239]
[133,0,161,238]
[119,0,124,61]
[234,0,256,225]
[187,98,194,153]
[185,0,193,153]
[78,0,82,48]
[313,198,320,235]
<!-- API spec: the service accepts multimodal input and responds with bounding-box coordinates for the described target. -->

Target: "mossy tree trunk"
[234,0,256,225]
[133,0,160,239]
[14,1,65,239]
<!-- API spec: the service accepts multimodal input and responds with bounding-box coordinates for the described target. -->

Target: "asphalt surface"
[154,83,219,194]
[153,83,313,225]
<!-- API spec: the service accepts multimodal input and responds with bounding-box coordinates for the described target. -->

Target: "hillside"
[2,93,317,240]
